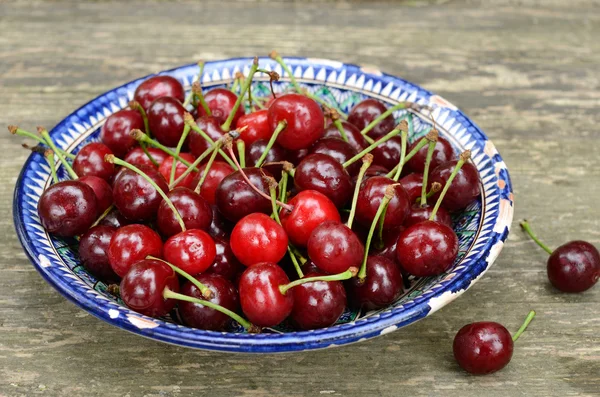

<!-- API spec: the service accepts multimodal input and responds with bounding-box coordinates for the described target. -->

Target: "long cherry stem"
[183,117,237,169]
[237,140,246,168]
[359,102,417,137]
[221,57,259,132]
[255,120,287,167]
[512,310,536,342]
[106,155,186,232]
[392,130,409,181]
[519,221,553,255]
[327,109,349,142]
[9,126,76,159]
[169,123,191,185]
[131,129,198,171]
[38,127,79,180]
[146,255,213,299]
[43,149,59,184]
[279,170,289,203]
[129,101,151,138]
[385,136,430,179]
[193,139,223,194]
[193,80,211,116]
[343,120,408,168]
[429,150,470,221]
[279,267,358,295]
[346,154,373,229]
[420,130,439,205]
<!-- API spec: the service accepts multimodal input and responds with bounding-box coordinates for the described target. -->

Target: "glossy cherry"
[157,153,197,189]
[355,176,410,230]
[191,160,234,206]
[371,136,404,171]
[198,88,245,126]
[399,173,424,203]
[230,213,288,267]
[78,175,113,215]
[147,97,187,147]
[215,167,274,222]
[547,241,600,292]
[38,180,98,237]
[108,224,163,277]
[310,137,360,176]
[307,221,365,274]
[79,225,119,282]
[119,259,179,317]
[111,164,169,221]
[405,204,453,228]
[238,262,293,327]
[187,116,227,158]
[208,205,232,239]
[268,93,324,150]
[347,256,403,310]
[373,227,404,263]
[163,229,217,275]
[429,160,480,212]
[156,187,212,237]
[348,98,395,139]
[246,138,288,177]
[406,136,455,174]
[134,75,185,111]
[323,121,368,152]
[286,148,310,167]
[73,142,115,181]
[453,322,514,375]
[205,237,244,280]
[294,153,353,208]
[100,109,143,157]
[123,147,168,169]
[290,272,347,330]
[235,109,271,145]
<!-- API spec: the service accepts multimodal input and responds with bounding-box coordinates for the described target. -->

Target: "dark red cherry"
[323,121,368,152]
[290,272,347,330]
[119,259,179,318]
[286,148,310,167]
[157,153,197,189]
[191,160,234,206]
[164,229,216,275]
[294,154,353,208]
[405,204,453,228]
[38,180,97,237]
[100,109,143,157]
[208,205,232,239]
[108,224,163,277]
[547,241,600,292]
[355,176,410,230]
[347,256,403,310]
[187,116,227,158]
[348,99,394,139]
[79,225,119,282]
[179,273,239,331]
[215,167,274,222]
[406,136,455,174]
[198,88,245,126]
[399,173,423,203]
[268,93,324,150]
[396,220,458,277]
[310,137,360,176]
[111,164,169,221]
[373,227,404,264]
[73,142,115,181]
[280,190,341,247]
[371,136,403,171]
[147,97,187,147]
[134,75,185,111]
[230,213,288,267]
[453,322,514,375]
[246,138,288,177]
[236,109,271,145]
[205,237,244,280]
[156,187,212,237]
[79,175,113,215]
[307,221,364,274]
[238,262,293,327]
[430,160,480,212]
[124,147,168,170]
[99,208,131,229]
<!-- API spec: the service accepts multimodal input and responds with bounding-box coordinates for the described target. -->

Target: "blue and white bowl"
[13,57,514,353]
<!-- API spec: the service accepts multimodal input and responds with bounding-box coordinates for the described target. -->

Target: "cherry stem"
[519,220,553,255]
[346,154,373,229]
[170,141,216,189]
[140,144,160,168]
[392,130,409,182]
[169,123,191,185]
[129,101,151,139]
[146,255,213,299]
[184,117,237,169]
[358,185,396,281]
[192,140,222,194]
[255,120,287,167]
[359,102,416,137]
[38,127,79,180]
[278,170,289,203]
[131,129,199,171]
[385,136,430,179]
[91,204,115,228]
[236,140,246,168]
[279,267,357,295]
[230,74,241,94]
[10,126,76,159]
[221,57,259,132]
[333,119,349,142]
[374,202,389,250]
[512,310,536,342]
[416,182,442,205]
[163,288,259,332]
[256,68,279,100]
[429,150,470,221]
[43,149,59,184]
[183,61,206,108]
[420,131,439,205]
[106,155,186,232]
[343,121,407,168]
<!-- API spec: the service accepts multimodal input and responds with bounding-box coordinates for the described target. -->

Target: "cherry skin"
[111,164,169,221]
[230,213,288,267]
[38,180,98,237]
[246,139,288,177]
[134,75,185,111]
[156,187,212,238]
[73,142,115,181]
[405,204,453,228]
[191,160,234,206]
[310,137,360,176]
[100,109,143,157]
[406,136,455,174]
[286,148,310,167]
[347,256,403,310]
[268,93,324,150]
[294,153,353,208]
[198,88,245,126]
[79,225,119,282]
[235,109,271,145]
[119,259,180,318]
[371,136,404,171]
[399,173,424,203]
[208,205,232,239]
[187,116,227,158]
[453,322,514,375]
[163,229,217,275]
[323,121,368,152]
[396,220,458,277]
[238,262,293,327]
[78,175,113,215]
[157,153,197,189]
[215,167,274,222]
[280,190,341,247]
[108,224,163,277]
[147,96,187,147]
[179,273,239,331]
[124,147,168,169]
[547,241,600,292]
[430,160,481,212]
[205,237,244,280]
[373,227,404,263]
[290,272,347,330]
[348,98,395,139]
[99,208,131,229]
[355,176,410,230]
[307,221,365,274]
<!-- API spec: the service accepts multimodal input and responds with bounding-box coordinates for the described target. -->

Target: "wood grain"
[0,1,599,396]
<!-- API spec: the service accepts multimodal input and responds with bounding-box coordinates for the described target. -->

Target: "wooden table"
[1,1,599,396]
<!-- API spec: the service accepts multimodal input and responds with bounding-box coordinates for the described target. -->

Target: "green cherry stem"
[279,267,358,295]
[38,127,79,180]
[278,170,289,204]
[385,136,430,179]
[392,130,409,182]
[169,123,191,185]
[343,120,408,169]
[43,149,59,184]
[91,204,115,228]
[419,129,439,205]
[170,140,218,189]
[146,255,213,299]
[193,80,211,116]
[359,102,417,137]
[194,139,223,194]
[230,72,242,94]
[328,109,348,142]
[105,154,186,232]
[237,140,246,168]
[184,116,237,169]
[131,129,198,171]
[129,101,151,138]
[519,220,553,255]
[255,120,287,167]
[512,310,536,342]
[221,57,259,132]
[9,126,76,159]
[346,154,373,229]
[429,150,470,221]
[416,182,442,205]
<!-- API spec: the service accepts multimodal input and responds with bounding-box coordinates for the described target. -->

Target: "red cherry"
[407,136,455,174]
[78,175,113,215]
[163,229,216,275]
[108,224,163,277]
[307,221,364,274]
[310,137,360,176]
[405,204,453,228]
[323,121,368,152]
[399,173,423,203]
[348,99,395,139]
[453,322,514,375]
[147,97,187,147]
[124,147,168,169]
[230,213,288,267]
[73,142,115,181]
[205,237,244,280]
[134,75,185,111]
[79,225,119,282]
[294,153,353,208]
[290,272,347,330]
[548,241,600,292]
[347,256,403,310]
[373,227,404,264]
[215,167,274,222]
[236,109,271,145]
[268,93,324,150]
[371,136,403,171]
[198,88,245,126]
[156,187,212,237]
[238,262,293,327]
[429,160,480,212]
[111,164,169,221]
[157,153,197,189]
[100,109,143,157]
[191,160,234,206]
[188,116,226,158]
[286,148,310,166]
[208,205,232,239]
[355,176,410,230]
[246,139,288,177]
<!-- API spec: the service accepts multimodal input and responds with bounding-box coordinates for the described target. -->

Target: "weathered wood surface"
[1,1,599,396]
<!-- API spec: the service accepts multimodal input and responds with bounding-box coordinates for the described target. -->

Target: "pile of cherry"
[11,54,600,375]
